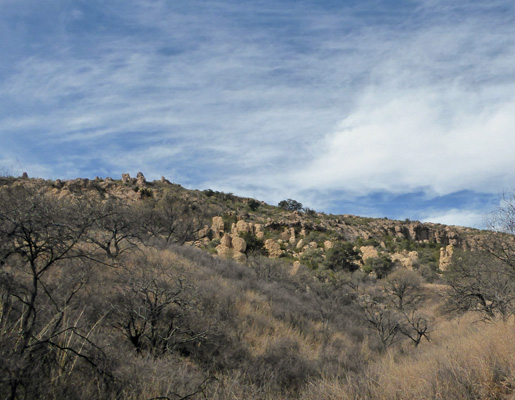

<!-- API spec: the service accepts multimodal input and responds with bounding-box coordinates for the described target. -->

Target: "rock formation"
[136,172,146,187]
[215,233,247,262]
[232,236,247,253]
[391,251,419,270]
[360,245,379,262]
[265,239,283,258]
[235,220,251,234]
[324,240,334,250]
[211,216,224,238]
[439,245,454,271]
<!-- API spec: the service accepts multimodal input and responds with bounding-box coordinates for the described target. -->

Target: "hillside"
[1,173,514,399]
[3,173,493,273]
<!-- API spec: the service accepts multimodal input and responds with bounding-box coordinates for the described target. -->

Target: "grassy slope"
[1,177,514,399]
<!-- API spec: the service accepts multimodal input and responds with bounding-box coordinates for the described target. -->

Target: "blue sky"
[1,0,515,228]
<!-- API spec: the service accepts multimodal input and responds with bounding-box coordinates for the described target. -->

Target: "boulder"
[324,240,334,250]
[391,251,419,270]
[136,172,146,186]
[220,233,232,248]
[235,220,251,234]
[122,173,131,183]
[265,239,283,258]
[279,228,291,241]
[360,245,378,262]
[211,216,224,238]
[254,224,265,239]
[232,236,247,253]
[233,252,246,263]
[216,245,232,259]
[288,228,296,245]
[439,245,454,271]
[291,261,301,276]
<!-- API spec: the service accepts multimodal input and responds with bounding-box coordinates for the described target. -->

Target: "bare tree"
[483,191,515,269]
[383,269,431,346]
[0,184,110,399]
[108,250,208,357]
[358,289,400,350]
[138,192,209,246]
[445,250,515,321]
[358,269,431,349]
[86,197,140,260]
[383,269,423,311]
[398,310,431,347]
[444,191,515,322]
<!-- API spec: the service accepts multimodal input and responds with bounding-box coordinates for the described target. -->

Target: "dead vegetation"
[0,178,514,399]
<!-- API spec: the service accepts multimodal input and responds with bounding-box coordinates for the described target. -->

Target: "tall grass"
[300,317,515,400]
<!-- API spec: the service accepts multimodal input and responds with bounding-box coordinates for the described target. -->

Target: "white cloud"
[279,8,515,198]
[420,209,486,229]
[290,85,515,196]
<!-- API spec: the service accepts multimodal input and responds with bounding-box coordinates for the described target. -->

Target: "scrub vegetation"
[1,177,514,399]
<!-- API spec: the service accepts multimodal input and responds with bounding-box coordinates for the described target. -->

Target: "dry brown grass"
[300,317,515,400]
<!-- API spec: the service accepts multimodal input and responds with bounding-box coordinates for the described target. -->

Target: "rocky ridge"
[1,173,501,274]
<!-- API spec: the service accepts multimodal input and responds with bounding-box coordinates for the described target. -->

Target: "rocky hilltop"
[1,173,501,275]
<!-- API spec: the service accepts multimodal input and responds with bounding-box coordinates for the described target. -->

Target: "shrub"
[324,242,362,272]
[254,337,315,391]
[278,199,303,211]
[364,256,394,279]
[248,199,260,211]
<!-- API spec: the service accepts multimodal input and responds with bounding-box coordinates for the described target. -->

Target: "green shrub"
[324,242,362,272]
[247,199,260,211]
[300,249,325,270]
[364,255,394,278]
[239,232,267,257]
[278,199,303,211]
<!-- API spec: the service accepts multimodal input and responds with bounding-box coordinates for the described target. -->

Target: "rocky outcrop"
[288,228,296,245]
[235,220,251,235]
[220,233,232,248]
[136,172,146,187]
[360,245,379,262]
[254,224,264,239]
[211,216,224,238]
[3,175,501,276]
[439,245,454,271]
[265,239,283,258]
[391,251,419,270]
[232,236,247,253]
[291,261,301,276]
[324,240,334,250]
[215,233,247,262]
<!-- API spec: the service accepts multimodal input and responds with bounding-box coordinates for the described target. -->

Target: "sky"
[1,0,515,228]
